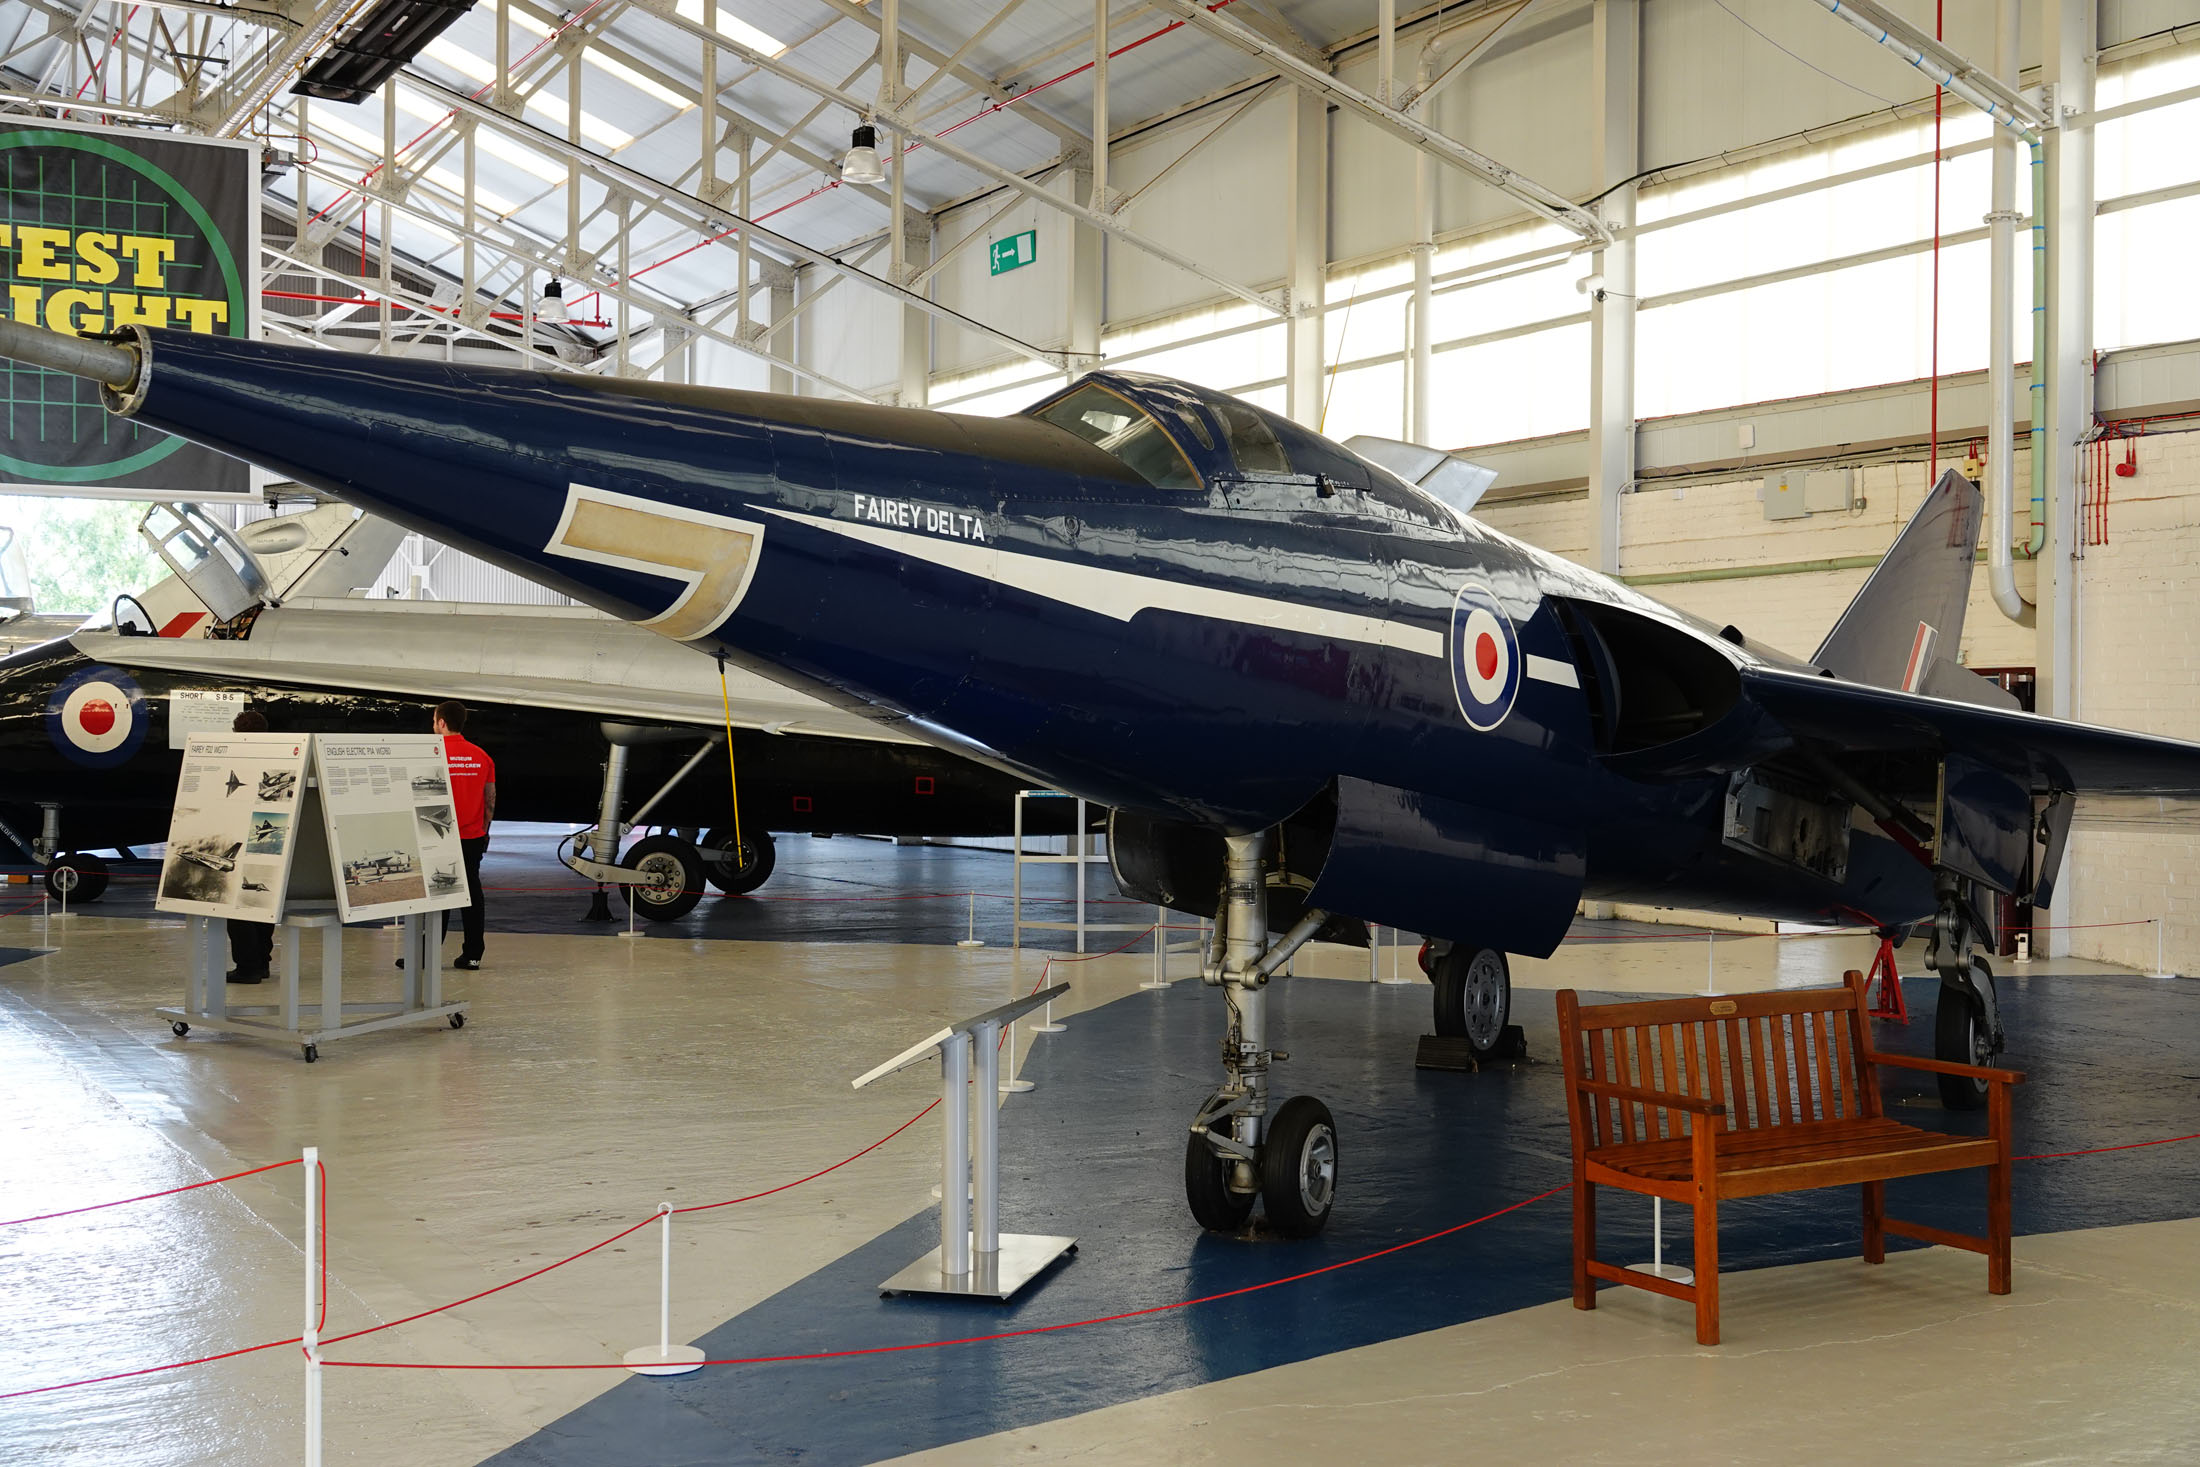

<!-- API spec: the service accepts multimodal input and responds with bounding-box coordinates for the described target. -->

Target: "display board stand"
[160,906,464,1062]
[155,734,468,1061]
[855,985,1075,1301]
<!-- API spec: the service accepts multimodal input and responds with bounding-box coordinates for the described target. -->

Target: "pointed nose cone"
[117,327,793,632]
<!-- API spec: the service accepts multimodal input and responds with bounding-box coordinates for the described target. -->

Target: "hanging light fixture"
[840,122,885,186]
[537,278,568,325]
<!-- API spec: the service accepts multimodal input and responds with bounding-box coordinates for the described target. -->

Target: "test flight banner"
[0,119,257,500]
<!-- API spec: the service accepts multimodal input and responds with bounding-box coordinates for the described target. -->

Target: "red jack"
[1866,931,1909,1023]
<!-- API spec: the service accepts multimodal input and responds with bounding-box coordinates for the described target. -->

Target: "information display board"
[155,733,311,920]
[314,736,470,922]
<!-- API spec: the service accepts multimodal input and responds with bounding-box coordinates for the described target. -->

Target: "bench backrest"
[1556,971,1879,1147]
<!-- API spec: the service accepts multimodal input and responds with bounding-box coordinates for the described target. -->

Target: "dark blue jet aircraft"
[10,319,2200,1237]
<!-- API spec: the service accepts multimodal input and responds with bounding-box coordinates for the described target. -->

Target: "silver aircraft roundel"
[1449,581,1521,732]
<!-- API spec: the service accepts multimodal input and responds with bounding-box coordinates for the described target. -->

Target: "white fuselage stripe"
[759,506,1448,658]
[1524,653,1580,688]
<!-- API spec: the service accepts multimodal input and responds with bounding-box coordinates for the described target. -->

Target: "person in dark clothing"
[435,700,495,969]
[226,706,274,984]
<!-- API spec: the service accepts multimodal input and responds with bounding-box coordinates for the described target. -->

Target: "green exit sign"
[989,229,1037,276]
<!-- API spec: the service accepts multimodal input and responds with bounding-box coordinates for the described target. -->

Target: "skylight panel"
[672,0,786,55]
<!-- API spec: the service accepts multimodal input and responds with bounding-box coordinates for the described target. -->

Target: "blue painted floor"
[482,967,2200,1467]
[0,946,43,970]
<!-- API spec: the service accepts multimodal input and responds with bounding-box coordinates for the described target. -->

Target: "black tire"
[45,852,109,903]
[1184,1129,1255,1233]
[449,1012,466,1030]
[619,835,705,921]
[302,1043,318,1063]
[702,827,776,895]
[1433,946,1511,1059]
[1259,1096,1339,1237]
[1935,959,1995,1111]
[171,1021,189,1037]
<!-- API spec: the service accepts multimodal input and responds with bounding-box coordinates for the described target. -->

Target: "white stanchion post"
[2152,917,2175,980]
[303,1145,321,1467]
[618,884,641,940]
[1625,1194,1693,1286]
[999,997,1036,1093]
[1142,907,1172,989]
[1705,932,1716,995]
[957,890,984,949]
[623,1203,704,1375]
[1370,923,1380,984]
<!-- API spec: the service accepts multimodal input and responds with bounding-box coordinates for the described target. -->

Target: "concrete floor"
[0,844,2192,1465]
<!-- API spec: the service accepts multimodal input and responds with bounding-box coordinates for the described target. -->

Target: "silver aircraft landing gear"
[1183,832,1340,1238]
[1924,871,2003,1111]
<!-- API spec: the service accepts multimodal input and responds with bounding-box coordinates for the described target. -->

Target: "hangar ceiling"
[0,0,1573,380]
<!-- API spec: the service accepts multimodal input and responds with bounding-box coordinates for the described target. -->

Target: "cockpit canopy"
[1024,371,1385,497]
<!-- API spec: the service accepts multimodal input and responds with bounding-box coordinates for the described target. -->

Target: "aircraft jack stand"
[1866,933,1908,1023]
[854,984,1076,1301]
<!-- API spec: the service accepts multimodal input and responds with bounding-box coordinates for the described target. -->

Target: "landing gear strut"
[565,724,740,923]
[1923,871,2002,1111]
[1182,831,1339,1238]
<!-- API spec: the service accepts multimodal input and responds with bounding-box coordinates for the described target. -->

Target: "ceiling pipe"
[1801,0,2044,627]
[1984,0,2033,624]
[1406,2,1538,445]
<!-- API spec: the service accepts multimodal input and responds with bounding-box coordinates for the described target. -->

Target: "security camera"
[1575,273,1607,302]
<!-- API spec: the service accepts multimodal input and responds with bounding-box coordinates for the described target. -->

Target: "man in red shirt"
[435,700,496,969]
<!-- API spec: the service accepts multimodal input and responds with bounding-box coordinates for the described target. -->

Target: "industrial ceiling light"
[840,123,885,186]
[538,279,568,325]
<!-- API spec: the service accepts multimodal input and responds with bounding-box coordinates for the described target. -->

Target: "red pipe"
[261,287,610,327]
[1927,0,1943,484]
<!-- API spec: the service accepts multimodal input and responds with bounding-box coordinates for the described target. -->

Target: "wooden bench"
[1556,970,2023,1345]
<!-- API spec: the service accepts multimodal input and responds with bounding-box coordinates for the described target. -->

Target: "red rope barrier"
[17,1125,2200,1397]
[318,1160,329,1335]
[0,1157,303,1228]
[672,1100,940,1217]
[2016,1132,2200,1162]
[0,1335,302,1401]
[323,1181,1575,1374]
[324,1098,941,1345]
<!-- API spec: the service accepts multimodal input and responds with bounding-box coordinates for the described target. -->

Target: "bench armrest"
[1572,1076,1726,1117]
[1869,1053,2027,1085]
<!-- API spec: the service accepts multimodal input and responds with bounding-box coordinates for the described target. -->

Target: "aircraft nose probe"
[0,318,143,396]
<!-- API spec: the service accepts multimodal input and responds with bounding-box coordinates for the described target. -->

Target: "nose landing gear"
[1182,831,1339,1237]
[1924,872,2003,1111]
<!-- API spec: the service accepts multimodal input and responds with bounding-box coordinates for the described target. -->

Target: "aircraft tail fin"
[1812,469,2010,707]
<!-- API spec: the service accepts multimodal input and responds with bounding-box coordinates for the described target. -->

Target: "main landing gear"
[565,723,778,923]
[9,803,113,903]
[1183,832,1341,1238]
[1429,943,1513,1062]
[1923,872,2003,1111]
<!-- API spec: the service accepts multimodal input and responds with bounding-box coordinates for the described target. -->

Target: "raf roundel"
[1449,582,1521,732]
[45,664,148,768]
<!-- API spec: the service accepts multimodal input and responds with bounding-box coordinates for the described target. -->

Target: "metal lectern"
[854,984,1076,1300]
